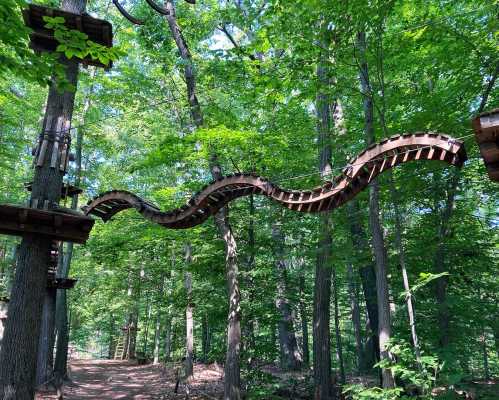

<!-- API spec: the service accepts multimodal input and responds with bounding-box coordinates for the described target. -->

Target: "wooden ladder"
[114,335,125,360]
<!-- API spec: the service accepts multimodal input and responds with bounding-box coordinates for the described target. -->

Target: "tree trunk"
[242,195,256,368]
[356,30,395,389]
[298,270,309,367]
[201,313,211,363]
[314,214,333,399]
[54,67,95,379]
[184,244,194,379]
[0,2,85,397]
[153,279,165,364]
[346,201,380,372]
[313,40,337,396]
[163,3,241,397]
[164,260,175,362]
[332,268,345,384]
[272,222,302,371]
[481,326,490,380]
[36,288,57,387]
[213,202,241,400]
[390,174,421,364]
[108,314,116,359]
[347,264,363,373]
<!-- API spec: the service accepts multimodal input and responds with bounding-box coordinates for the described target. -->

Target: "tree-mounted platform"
[47,277,77,290]
[22,4,113,69]
[473,109,499,182]
[24,182,83,200]
[0,204,94,244]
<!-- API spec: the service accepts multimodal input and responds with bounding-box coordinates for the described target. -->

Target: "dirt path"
[36,359,224,400]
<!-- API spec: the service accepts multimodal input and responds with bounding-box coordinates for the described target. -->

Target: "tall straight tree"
[163,2,241,397]
[356,29,395,388]
[0,0,86,398]
[184,244,194,379]
[313,20,335,399]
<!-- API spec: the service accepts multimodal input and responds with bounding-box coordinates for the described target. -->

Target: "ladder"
[114,335,125,360]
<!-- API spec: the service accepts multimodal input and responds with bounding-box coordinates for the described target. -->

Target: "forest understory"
[34,360,498,400]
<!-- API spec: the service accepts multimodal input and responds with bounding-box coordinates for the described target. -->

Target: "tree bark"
[313,37,339,397]
[184,244,194,379]
[298,270,310,367]
[347,264,363,373]
[153,278,166,364]
[36,288,57,387]
[241,195,256,368]
[54,67,95,380]
[356,30,395,389]
[332,268,345,384]
[272,222,302,371]
[201,313,211,362]
[0,2,85,397]
[346,201,380,372]
[164,1,203,127]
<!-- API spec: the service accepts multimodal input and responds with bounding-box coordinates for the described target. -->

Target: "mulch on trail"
[36,359,224,400]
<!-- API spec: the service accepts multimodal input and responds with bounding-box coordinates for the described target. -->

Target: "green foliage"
[343,385,404,400]
[399,272,450,300]
[345,339,442,399]
[43,16,124,66]
[0,0,56,84]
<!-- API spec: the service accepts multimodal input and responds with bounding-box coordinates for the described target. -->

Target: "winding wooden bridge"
[83,132,467,228]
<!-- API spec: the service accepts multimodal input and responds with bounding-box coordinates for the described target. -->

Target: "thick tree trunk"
[272,222,302,371]
[184,244,194,379]
[212,200,241,400]
[356,30,395,389]
[54,68,95,379]
[0,2,85,397]
[313,45,339,397]
[36,288,57,387]
[314,215,333,399]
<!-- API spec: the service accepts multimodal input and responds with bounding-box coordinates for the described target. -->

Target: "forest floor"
[35,359,499,399]
[36,359,224,399]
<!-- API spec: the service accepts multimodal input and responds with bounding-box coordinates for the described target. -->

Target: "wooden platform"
[47,277,77,289]
[473,109,499,182]
[22,4,113,69]
[0,204,94,244]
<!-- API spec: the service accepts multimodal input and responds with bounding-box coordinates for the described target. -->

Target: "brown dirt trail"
[36,359,223,400]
